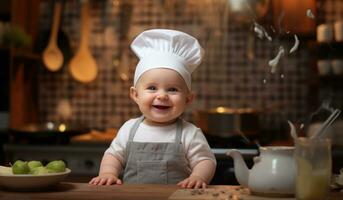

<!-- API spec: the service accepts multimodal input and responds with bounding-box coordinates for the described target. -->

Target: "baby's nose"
[157,91,168,100]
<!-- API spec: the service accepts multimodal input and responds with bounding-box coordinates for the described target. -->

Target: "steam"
[268,46,285,74]
[254,22,272,41]
[289,34,299,54]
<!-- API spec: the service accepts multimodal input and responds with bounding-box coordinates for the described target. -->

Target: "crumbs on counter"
[169,186,249,200]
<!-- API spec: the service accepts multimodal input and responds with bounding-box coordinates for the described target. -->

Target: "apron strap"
[125,116,144,160]
[174,118,182,144]
[128,116,145,142]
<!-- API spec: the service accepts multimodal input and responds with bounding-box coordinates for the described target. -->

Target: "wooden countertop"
[1,183,343,200]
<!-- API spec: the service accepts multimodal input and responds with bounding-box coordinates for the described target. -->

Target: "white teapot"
[227,146,296,196]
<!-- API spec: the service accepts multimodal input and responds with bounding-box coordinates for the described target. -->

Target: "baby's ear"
[186,91,195,104]
[130,86,138,102]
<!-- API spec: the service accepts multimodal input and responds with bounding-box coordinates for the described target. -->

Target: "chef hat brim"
[133,51,191,89]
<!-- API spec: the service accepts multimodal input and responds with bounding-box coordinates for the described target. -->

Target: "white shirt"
[105,117,216,170]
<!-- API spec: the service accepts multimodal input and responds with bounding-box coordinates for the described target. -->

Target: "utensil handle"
[49,1,62,45]
[311,109,341,139]
[80,0,90,49]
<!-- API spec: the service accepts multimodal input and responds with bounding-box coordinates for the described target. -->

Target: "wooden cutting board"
[168,186,295,200]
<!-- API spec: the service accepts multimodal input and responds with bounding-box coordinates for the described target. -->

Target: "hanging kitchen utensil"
[35,2,72,68]
[69,0,98,83]
[113,0,133,81]
[42,0,64,72]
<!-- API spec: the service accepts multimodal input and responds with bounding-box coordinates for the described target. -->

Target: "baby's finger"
[116,179,123,185]
[183,181,191,188]
[106,179,115,185]
[177,180,184,186]
[187,181,195,188]
[99,178,108,185]
[178,180,188,188]
[201,182,207,189]
[89,178,99,185]
[194,181,202,189]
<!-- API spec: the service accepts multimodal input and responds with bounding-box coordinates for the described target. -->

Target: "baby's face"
[130,68,193,126]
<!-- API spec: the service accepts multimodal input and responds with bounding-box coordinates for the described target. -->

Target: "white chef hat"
[131,29,204,90]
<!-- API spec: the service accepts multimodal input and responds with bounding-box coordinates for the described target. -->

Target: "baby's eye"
[168,88,178,92]
[147,86,157,90]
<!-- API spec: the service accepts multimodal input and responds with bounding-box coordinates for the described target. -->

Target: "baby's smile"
[152,105,171,110]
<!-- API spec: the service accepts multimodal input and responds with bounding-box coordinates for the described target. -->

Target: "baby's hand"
[177,175,207,189]
[89,173,122,185]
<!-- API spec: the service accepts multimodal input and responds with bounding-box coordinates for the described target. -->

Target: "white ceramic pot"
[227,146,296,196]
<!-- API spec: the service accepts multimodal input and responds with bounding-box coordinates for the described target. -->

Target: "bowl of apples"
[0,160,71,191]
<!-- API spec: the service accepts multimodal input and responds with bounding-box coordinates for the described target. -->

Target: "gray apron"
[123,116,190,184]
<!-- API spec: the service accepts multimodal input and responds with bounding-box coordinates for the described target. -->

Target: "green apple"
[28,160,43,172]
[31,166,50,175]
[46,160,66,173]
[12,160,30,174]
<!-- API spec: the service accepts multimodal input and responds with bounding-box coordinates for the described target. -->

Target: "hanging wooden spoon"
[69,0,98,83]
[113,0,133,82]
[42,1,64,72]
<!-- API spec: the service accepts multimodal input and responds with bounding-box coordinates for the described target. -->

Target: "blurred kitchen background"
[1,0,343,184]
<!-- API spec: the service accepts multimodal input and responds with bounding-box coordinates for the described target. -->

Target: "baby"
[89,29,216,189]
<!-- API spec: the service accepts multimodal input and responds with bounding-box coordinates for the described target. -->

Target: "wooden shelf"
[318,75,343,81]
[12,50,41,61]
[0,46,41,61]
[305,39,343,113]
[307,41,343,60]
